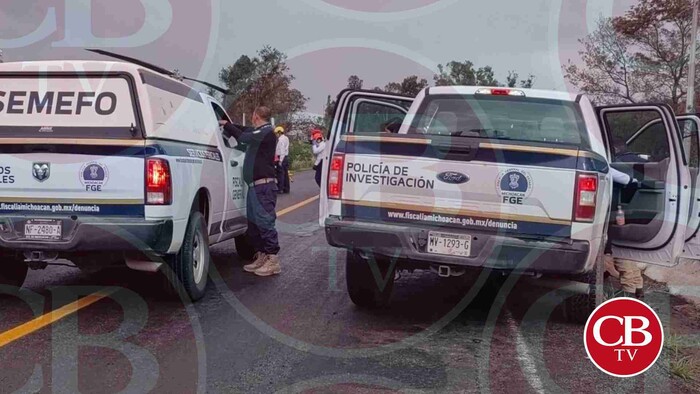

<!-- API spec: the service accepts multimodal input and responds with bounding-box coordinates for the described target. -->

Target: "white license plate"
[427,231,471,257]
[24,220,62,240]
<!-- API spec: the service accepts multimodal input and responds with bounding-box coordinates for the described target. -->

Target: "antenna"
[86,49,229,95]
[182,76,230,95]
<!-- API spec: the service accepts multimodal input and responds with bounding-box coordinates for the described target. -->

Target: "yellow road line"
[277,195,319,217]
[0,288,115,348]
[0,194,320,349]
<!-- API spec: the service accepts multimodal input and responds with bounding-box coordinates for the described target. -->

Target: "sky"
[0,0,638,116]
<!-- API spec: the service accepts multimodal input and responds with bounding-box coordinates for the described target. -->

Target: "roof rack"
[86,49,230,95]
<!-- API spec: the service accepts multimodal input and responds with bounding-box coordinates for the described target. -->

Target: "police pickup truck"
[320,86,700,321]
[0,60,252,301]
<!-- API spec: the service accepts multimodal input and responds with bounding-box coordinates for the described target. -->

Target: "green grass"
[665,334,699,382]
[670,356,697,381]
[289,139,315,171]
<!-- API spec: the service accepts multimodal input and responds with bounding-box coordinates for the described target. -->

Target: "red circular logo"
[584,298,664,377]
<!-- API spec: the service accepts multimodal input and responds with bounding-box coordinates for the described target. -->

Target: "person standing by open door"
[220,106,282,277]
[606,164,645,299]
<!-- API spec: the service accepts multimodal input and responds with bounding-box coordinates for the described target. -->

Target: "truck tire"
[0,251,28,288]
[346,250,395,309]
[164,211,210,301]
[564,247,610,324]
[234,233,255,261]
[564,273,597,324]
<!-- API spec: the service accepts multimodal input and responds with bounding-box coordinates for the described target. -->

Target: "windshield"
[410,94,590,148]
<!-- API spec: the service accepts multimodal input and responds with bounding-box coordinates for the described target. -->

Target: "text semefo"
[0,91,117,115]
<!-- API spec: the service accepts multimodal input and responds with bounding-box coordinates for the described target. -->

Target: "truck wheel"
[234,233,255,261]
[164,211,211,301]
[564,275,597,324]
[0,251,28,288]
[346,250,395,308]
[564,248,610,324]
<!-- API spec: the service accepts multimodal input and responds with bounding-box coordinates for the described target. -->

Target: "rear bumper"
[0,217,173,254]
[325,218,591,275]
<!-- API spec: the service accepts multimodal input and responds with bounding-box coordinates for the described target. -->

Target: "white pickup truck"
[320,86,700,321]
[0,60,253,301]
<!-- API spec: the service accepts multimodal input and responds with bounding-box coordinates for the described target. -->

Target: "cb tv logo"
[584,298,664,378]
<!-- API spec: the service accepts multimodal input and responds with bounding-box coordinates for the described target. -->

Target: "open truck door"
[597,105,691,267]
[678,115,700,259]
[319,90,414,226]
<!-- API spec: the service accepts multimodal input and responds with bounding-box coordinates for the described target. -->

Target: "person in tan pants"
[605,256,645,299]
[606,166,644,299]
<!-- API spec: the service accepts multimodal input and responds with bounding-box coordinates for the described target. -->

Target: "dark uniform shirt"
[223,123,277,184]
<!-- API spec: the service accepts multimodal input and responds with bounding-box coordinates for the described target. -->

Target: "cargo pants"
[246,182,280,255]
[605,255,644,293]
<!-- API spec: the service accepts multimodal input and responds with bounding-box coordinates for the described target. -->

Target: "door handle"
[230,160,239,168]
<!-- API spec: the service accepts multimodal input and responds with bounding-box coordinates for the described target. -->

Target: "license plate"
[24,219,62,240]
[427,231,471,257]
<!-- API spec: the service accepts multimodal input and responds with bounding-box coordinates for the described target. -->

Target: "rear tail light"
[328,154,345,200]
[475,88,526,97]
[146,158,172,205]
[574,173,597,222]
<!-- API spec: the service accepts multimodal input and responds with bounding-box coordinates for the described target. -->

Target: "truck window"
[605,111,670,163]
[211,102,231,122]
[353,101,406,134]
[680,119,699,168]
[409,94,590,148]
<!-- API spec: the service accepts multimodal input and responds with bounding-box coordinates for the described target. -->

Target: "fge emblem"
[584,298,664,377]
[496,169,532,205]
[80,162,109,192]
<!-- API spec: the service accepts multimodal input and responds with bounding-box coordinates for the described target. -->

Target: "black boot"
[614,289,636,298]
[635,288,644,300]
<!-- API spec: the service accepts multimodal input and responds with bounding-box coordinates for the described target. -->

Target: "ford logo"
[437,171,469,184]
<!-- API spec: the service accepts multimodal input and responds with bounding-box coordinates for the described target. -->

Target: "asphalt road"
[0,170,698,393]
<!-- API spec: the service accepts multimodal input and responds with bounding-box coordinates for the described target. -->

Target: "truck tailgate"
[334,136,578,238]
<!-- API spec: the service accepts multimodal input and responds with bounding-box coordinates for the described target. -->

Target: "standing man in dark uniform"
[219,106,281,277]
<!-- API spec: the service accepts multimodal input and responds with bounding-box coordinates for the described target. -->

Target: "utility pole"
[687,0,700,114]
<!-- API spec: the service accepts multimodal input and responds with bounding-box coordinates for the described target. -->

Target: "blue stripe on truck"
[0,202,144,216]
[343,204,572,238]
[0,139,223,162]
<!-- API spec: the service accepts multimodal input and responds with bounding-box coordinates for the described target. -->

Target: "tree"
[564,19,641,104]
[323,94,336,130]
[506,71,535,88]
[383,75,429,96]
[206,87,222,101]
[323,75,369,127]
[520,74,535,89]
[434,61,500,86]
[564,0,699,108]
[506,71,518,88]
[286,114,325,141]
[347,75,364,90]
[614,0,695,107]
[218,46,307,125]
